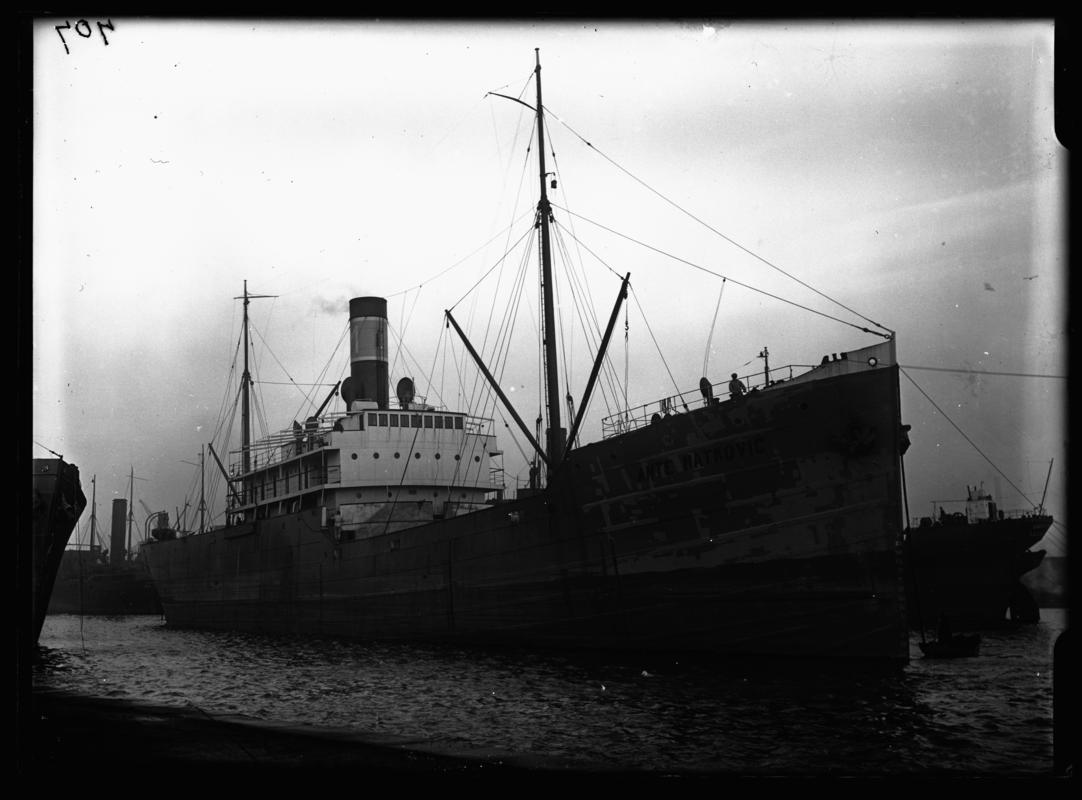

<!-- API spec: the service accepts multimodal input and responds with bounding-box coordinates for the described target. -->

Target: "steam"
[312,296,349,316]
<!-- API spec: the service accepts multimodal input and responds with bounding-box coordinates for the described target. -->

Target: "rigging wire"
[448,224,537,312]
[293,322,349,423]
[550,218,627,411]
[551,223,624,422]
[463,125,538,406]
[32,441,64,459]
[381,73,534,305]
[541,116,575,407]
[390,288,422,379]
[553,204,890,340]
[900,368,1036,509]
[464,244,534,478]
[382,210,537,302]
[544,120,627,416]
[629,285,684,402]
[462,224,536,429]
[481,235,535,422]
[465,83,537,340]
[250,324,315,407]
[386,324,446,410]
[900,365,1066,380]
[422,321,450,409]
[703,279,727,378]
[248,345,270,445]
[543,105,893,336]
[460,95,539,417]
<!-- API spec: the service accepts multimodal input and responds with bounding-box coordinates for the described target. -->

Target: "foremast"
[236,280,276,503]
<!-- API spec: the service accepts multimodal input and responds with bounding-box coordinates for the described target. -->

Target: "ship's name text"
[635,435,767,483]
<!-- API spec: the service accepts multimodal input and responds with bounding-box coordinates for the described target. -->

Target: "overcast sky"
[32,18,1066,556]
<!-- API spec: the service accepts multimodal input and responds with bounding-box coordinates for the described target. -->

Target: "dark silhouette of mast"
[534,48,564,471]
[88,475,98,550]
[200,445,206,534]
[236,280,277,500]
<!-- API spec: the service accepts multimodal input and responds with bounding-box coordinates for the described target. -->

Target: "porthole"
[415,452,421,459]
[474,456,480,462]
[435,453,441,460]
[351,453,358,460]
[373,452,380,459]
[394,452,401,459]
[454,454,461,461]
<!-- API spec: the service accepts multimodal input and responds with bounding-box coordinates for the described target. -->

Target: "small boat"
[919,633,981,659]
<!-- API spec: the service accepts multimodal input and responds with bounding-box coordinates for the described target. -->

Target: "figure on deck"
[729,373,746,399]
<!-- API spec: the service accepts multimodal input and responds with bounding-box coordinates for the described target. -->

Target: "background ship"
[905,482,1052,630]
[48,475,162,616]
[31,458,87,643]
[143,51,911,661]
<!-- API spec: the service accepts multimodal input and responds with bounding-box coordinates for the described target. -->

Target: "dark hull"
[146,364,908,661]
[905,515,1051,630]
[47,553,162,616]
[31,460,87,642]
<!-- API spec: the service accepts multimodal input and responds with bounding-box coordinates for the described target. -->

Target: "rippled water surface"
[34,609,1067,775]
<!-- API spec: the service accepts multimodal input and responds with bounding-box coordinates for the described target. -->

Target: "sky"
[31,18,1067,557]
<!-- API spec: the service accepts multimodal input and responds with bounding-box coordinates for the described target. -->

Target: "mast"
[534,48,564,470]
[241,280,252,479]
[126,465,134,560]
[200,445,206,534]
[88,475,97,550]
[235,281,277,500]
[1039,458,1053,515]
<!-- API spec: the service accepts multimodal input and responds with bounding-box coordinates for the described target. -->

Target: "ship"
[48,550,162,616]
[31,458,88,643]
[905,482,1052,630]
[47,477,162,616]
[144,51,912,661]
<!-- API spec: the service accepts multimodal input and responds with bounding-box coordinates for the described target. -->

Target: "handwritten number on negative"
[55,19,114,54]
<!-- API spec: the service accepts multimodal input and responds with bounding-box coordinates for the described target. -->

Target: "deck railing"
[227,411,496,476]
[601,363,814,438]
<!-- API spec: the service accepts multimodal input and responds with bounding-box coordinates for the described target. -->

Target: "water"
[33,609,1068,776]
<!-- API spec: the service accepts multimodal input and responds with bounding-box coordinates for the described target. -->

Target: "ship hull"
[146,364,908,661]
[905,515,1051,629]
[31,459,87,642]
[47,552,163,616]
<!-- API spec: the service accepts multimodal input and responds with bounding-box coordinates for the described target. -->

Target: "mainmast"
[534,48,564,469]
